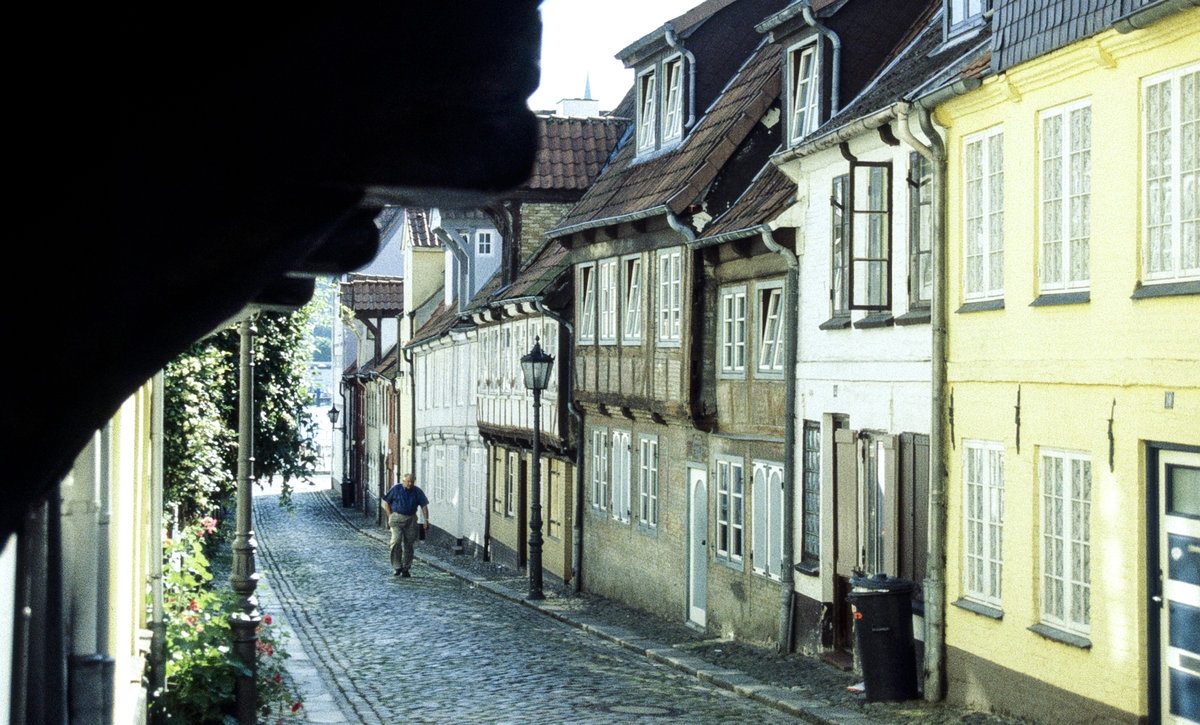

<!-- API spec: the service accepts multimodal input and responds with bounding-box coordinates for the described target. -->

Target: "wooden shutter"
[898,433,930,590]
[835,428,859,576]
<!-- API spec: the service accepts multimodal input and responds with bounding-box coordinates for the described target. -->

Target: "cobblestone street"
[254,489,806,724]
[255,486,1033,724]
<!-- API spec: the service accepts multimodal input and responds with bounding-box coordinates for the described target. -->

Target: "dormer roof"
[990,0,1158,74]
[550,36,782,236]
[616,0,739,65]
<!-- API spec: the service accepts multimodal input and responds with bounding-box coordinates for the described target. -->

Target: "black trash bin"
[847,573,919,702]
[341,477,355,508]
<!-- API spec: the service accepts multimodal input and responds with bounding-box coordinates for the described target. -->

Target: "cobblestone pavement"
[255,486,1033,724]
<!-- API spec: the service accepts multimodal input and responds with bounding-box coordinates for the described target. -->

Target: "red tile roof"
[698,163,795,241]
[341,274,404,315]
[551,38,781,234]
[404,207,438,247]
[524,116,627,192]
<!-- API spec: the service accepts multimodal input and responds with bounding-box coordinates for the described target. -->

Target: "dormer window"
[946,0,991,38]
[637,69,657,155]
[663,57,684,142]
[788,41,820,144]
[635,54,687,157]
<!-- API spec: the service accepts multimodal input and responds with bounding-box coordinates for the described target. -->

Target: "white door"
[1160,449,1200,725]
[688,467,708,627]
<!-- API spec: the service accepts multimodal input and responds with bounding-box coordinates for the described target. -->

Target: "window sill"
[1028,623,1092,649]
[956,299,1004,313]
[637,523,658,536]
[1131,280,1200,299]
[894,309,931,326]
[854,312,894,329]
[794,561,819,577]
[953,597,1002,620]
[715,555,745,573]
[718,371,747,381]
[819,316,852,330]
[1030,291,1089,307]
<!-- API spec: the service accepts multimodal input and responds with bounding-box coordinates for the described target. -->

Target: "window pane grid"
[964,128,1005,299]
[1041,449,1090,634]
[720,288,746,373]
[758,287,784,372]
[1041,102,1091,291]
[790,45,818,141]
[1143,64,1200,282]
[639,437,658,527]
[663,59,683,141]
[963,442,1003,607]
[638,72,656,154]
[623,258,642,342]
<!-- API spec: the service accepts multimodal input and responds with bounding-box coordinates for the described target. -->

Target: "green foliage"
[150,520,301,723]
[165,300,321,523]
[164,344,235,524]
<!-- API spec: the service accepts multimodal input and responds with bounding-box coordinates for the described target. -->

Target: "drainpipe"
[666,212,695,243]
[897,98,949,702]
[800,0,841,114]
[663,24,697,130]
[149,372,166,701]
[758,225,800,654]
[532,299,585,592]
[433,227,471,313]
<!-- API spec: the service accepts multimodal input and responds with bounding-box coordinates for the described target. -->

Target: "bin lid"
[848,573,915,593]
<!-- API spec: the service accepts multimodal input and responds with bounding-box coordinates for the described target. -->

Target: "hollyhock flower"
[291,702,302,712]
[263,614,272,625]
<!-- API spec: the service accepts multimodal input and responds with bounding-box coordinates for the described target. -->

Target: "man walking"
[382,473,429,577]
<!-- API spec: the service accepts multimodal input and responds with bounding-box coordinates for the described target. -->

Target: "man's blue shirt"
[385,484,428,515]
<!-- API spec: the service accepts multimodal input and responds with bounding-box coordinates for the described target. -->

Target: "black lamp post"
[326,406,340,476]
[520,336,554,600]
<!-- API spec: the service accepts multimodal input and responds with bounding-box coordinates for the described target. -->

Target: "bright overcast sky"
[528,0,703,113]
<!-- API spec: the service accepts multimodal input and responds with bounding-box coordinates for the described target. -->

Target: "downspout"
[896,99,949,702]
[434,227,472,314]
[149,372,166,700]
[403,316,417,477]
[532,299,585,592]
[663,24,697,130]
[801,0,841,114]
[758,225,800,654]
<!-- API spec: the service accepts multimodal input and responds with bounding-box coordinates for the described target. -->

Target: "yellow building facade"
[938,10,1200,723]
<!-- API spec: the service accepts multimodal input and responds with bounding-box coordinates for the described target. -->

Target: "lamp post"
[326,406,339,474]
[229,317,261,724]
[520,336,554,600]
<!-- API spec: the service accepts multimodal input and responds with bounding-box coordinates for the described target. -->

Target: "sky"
[528,0,704,113]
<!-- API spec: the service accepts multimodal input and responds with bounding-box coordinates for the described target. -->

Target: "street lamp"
[327,406,340,425]
[520,336,554,600]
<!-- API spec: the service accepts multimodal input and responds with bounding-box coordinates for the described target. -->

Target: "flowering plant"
[150,521,302,723]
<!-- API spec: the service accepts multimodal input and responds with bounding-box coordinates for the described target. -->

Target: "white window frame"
[577,263,596,343]
[611,430,631,523]
[662,55,684,144]
[598,258,618,344]
[591,428,608,512]
[962,126,1005,301]
[1040,448,1091,636]
[962,440,1004,609]
[719,285,747,377]
[752,460,784,580]
[788,41,820,144]
[1039,99,1092,293]
[638,436,659,528]
[1142,62,1200,284]
[946,0,990,34]
[506,450,518,518]
[657,247,683,345]
[476,229,494,256]
[908,152,934,309]
[716,456,745,563]
[621,254,643,344]
[637,68,658,155]
[757,282,785,375]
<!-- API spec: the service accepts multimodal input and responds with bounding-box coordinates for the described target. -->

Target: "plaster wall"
[937,14,1200,719]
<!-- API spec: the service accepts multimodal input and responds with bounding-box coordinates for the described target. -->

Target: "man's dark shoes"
[401,569,411,578]
[393,568,402,576]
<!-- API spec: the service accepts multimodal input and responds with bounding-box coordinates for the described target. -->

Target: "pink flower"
[189,599,199,611]
[275,673,282,684]
[291,702,302,712]
[201,516,218,533]
[263,614,272,625]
